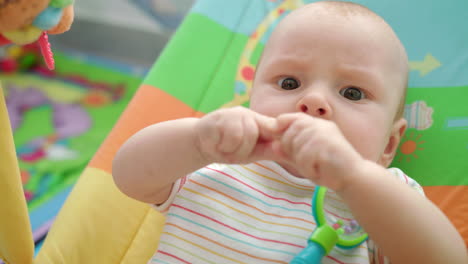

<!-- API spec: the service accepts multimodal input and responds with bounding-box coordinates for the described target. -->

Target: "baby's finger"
[235,115,258,161]
[280,120,301,158]
[254,113,278,141]
[275,113,307,133]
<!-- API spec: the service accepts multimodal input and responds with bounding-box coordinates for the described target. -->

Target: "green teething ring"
[312,186,368,249]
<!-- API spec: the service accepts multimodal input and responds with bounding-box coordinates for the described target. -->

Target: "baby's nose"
[300,104,327,116]
[297,94,332,119]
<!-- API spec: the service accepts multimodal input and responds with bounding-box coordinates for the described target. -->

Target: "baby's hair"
[313,1,380,17]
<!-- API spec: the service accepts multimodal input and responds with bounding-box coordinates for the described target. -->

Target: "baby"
[113,1,466,263]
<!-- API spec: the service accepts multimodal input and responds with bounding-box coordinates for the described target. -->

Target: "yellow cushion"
[0,87,34,264]
[35,167,165,263]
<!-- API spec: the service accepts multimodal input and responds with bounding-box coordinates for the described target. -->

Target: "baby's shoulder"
[386,167,425,195]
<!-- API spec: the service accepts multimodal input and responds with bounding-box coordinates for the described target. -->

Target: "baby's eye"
[278,77,300,90]
[340,86,366,101]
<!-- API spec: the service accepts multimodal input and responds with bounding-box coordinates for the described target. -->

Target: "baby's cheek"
[250,103,276,118]
[343,126,384,162]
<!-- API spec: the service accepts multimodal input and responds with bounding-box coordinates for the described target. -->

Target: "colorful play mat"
[0,50,144,245]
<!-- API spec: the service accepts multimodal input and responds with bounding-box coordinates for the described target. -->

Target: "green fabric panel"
[196,34,250,113]
[144,13,246,113]
[391,86,468,186]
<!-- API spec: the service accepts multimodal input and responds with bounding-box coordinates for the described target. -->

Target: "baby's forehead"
[274,3,407,72]
[270,14,400,60]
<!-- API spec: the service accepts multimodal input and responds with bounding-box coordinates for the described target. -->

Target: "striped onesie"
[148,161,424,264]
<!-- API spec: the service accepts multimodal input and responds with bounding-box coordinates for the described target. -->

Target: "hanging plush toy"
[0,0,75,70]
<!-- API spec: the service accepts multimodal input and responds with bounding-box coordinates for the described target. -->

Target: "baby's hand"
[195,107,277,164]
[275,113,364,192]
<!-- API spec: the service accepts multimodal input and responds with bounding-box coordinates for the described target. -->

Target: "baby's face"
[250,9,407,166]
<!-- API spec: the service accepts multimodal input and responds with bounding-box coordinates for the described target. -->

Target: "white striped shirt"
[149,161,423,264]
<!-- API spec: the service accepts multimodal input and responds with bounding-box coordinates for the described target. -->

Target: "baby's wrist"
[335,158,375,197]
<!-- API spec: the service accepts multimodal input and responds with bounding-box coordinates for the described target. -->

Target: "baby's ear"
[379,118,407,167]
